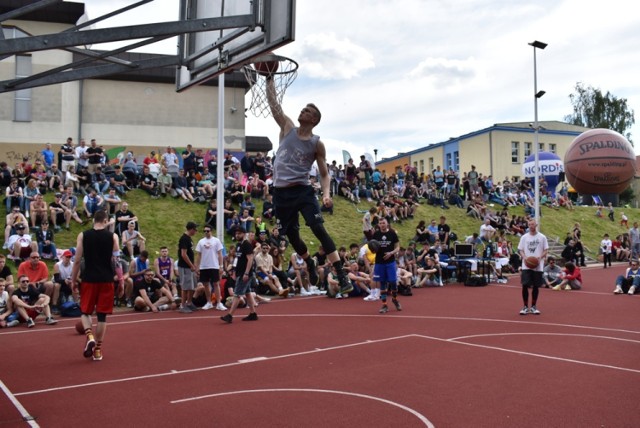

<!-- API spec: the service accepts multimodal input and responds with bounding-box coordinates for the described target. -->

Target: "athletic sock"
[95,340,103,351]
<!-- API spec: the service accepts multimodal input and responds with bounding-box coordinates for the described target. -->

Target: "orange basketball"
[75,321,85,335]
[524,256,539,269]
[564,129,636,194]
[254,60,279,76]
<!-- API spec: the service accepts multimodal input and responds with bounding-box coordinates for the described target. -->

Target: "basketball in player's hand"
[524,256,539,269]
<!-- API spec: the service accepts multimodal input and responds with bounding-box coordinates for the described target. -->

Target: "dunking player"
[266,75,352,294]
[517,218,548,315]
[72,210,119,361]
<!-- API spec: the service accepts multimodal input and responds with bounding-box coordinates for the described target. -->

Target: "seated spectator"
[0,254,15,295]
[23,179,40,215]
[133,268,177,312]
[17,253,57,311]
[479,218,497,242]
[240,194,256,217]
[82,188,104,218]
[154,247,179,300]
[140,165,159,198]
[289,252,310,295]
[225,212,240,236]
[4,207,29,248]
[121,155,139,188]
[29,193,48,228]
[5,178,24,213]
[52,250,76,304]
[76,165,93,195]
[613,234,630,262]
[103,188,121,218]
[346,260,372,297]
[268,226,288,253]
[114,202,138,237]
[110,164,128,195]
[255,242,289,297]
[418,257,443,287]
[7,224,37,261]
[0,277,17,328]
[156,166,174,197]
[414,220,430,244]
[125,250,150,307]
[11,274,57,328]
[35,221,57,260]
[47,164,64,192]
[122,220,146,258]
[92,166,110,195]
[552,262,582,291]
[173,169,195,202]
[614,259,640,294]
[542,256,563,288]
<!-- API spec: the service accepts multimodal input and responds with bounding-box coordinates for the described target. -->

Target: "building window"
[14,55,32,122]
[445,153,452,170]
[549,143,556,154]
[428,157,434,173]
[454,151,459,171]
[539,142,544,152]
[419,160,424,174]
[524,142,532,159]
[511,142,519,163]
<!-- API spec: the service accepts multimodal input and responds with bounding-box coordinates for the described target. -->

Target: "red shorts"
[80,282,114,315]
[24,308,41,320]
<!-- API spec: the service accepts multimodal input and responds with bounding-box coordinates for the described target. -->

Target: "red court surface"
[1,264,639,427]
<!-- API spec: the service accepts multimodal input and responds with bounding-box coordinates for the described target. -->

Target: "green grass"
[42,190,634,264]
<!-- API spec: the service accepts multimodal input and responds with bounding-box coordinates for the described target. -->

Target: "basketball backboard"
[176,0,295,92]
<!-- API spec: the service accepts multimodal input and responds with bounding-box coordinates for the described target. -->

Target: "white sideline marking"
[171,388,434,427]
[0,380,39,427]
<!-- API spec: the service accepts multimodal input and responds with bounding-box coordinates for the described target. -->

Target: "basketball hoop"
[242,54,298,118]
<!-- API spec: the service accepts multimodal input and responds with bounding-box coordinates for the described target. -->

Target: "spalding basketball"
[564,129,636,194]
[254,60,279,76]
[75,321,85,335]
[524,256,539,269]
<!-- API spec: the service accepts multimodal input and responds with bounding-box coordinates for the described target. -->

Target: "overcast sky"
[80,0,640,165]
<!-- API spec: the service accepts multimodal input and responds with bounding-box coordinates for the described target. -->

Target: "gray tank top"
[273,128,319,188]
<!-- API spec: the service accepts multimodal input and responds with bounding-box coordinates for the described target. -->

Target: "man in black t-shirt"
[0,254,14,294]
[86,139,103,174]
[11,274,57,328]
[221,227,258,323]
[371,217,401,314]
[140,165,159,198]
[182,145,196,173]
[437,216,451,248]
[178,222,199,313]
[133,268,176,312]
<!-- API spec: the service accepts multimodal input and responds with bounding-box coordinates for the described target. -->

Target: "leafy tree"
[564,82,635,144]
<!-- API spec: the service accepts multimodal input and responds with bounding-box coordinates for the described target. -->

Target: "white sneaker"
[300,288,312,296]
[335,293,343,299]
[613,286,623,294]
[363,294,375,301]
[202,302,214,310]
[215,303,228,311]
[629,286,636,295]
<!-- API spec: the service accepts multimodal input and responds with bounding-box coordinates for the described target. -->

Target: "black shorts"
[199,268,220,285]
[273,185,323,235]
[521,270,543,287]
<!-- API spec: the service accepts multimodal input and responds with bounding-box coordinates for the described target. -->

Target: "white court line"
[0,380,39,427]
[15,334,416,397]
[448,332,640,344]
[411,334,640,375]
[171,388,434,427]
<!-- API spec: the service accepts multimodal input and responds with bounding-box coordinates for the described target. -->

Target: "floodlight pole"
[216,72,226,242]
[529,40,547,228]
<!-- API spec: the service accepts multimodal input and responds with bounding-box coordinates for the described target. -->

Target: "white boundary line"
[171,388,434,427]
[0,379,39,427]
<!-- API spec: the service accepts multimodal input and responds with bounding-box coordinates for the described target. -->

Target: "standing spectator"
[468,165,480,196]
[41,143,55,169]
[195,226,227,311]
[220,226,258,323]
[177,222,199,313]
[182,144,196,173]
[629,222,640,260]
[371,217,401,313]
[517,219,549,315]
[11,274,57,328]
[60,137,75,174]
[75,139,89,171]
[86,139,103,174]
[362,207,377,241]
[143,150,159,166]
[601,233,613,268]
[72,210,119,360]
[162,146,179,169]
[572,223,587,267]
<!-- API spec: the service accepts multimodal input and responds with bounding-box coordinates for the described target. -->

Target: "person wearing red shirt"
[552,262,582,291]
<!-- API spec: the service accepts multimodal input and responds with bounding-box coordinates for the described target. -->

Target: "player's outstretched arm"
[266,77,294,139]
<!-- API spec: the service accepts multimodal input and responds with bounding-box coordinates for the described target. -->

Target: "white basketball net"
[242,56,298,118]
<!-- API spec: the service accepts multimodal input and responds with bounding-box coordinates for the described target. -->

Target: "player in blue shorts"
[371,218,402,313]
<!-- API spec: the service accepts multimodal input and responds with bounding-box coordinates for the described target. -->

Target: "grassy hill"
[43,190,635,263]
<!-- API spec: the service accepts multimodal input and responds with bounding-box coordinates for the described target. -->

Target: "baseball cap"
[186,221,198,230]
[55,193,62,198]
[15,224,25,230]
[62,250,73,258]
[259,230,267,234]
